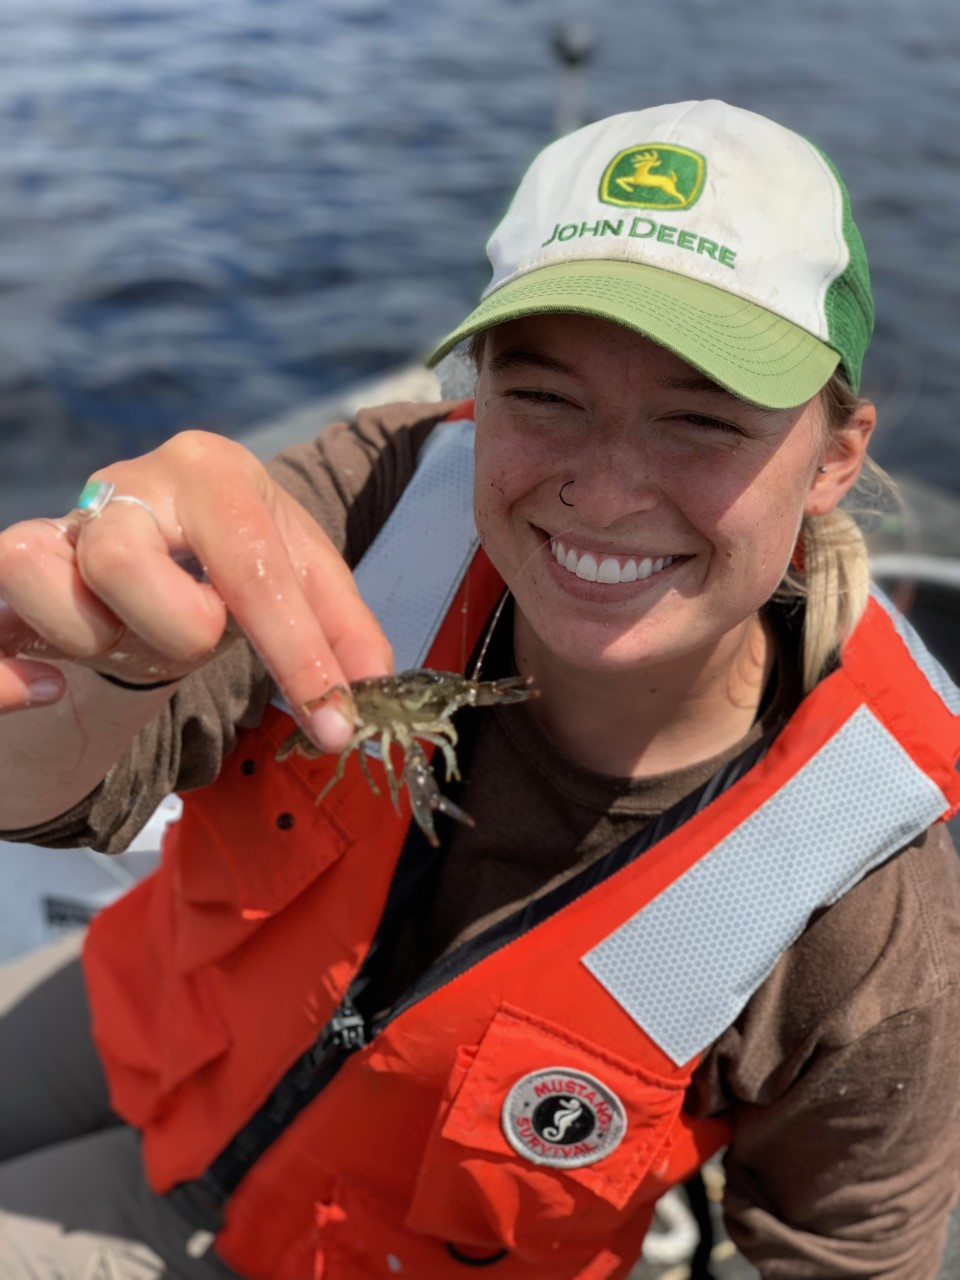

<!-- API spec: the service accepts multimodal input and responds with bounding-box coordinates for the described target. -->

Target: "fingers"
[0,659,66,715]
[0,521,124,659]
[0,431,396,753]
[281,495,394,684]
[175,460,393,749]
[73,504,228,664]
[273,497,394,751]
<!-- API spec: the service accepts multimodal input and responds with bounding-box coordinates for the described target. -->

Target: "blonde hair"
[467,333,895,694]
[777,373,898,693]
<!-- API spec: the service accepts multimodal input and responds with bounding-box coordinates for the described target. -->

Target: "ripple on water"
[0,0,958,526]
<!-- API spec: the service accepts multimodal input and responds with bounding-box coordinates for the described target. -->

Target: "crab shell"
[276,669,537,844]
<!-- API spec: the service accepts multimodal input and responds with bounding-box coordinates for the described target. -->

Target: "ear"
[804,400,877,517]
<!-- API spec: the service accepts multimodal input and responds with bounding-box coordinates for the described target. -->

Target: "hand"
[0,431,392,750]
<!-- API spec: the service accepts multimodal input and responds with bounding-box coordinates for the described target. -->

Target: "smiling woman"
[0,100,959,1280]
[468,315,843,775]
[467,325,882,698]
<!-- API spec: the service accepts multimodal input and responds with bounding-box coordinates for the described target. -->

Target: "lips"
[549,537,678,585]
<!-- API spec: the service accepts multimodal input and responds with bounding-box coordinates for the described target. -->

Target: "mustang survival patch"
[501,1067,627,1168]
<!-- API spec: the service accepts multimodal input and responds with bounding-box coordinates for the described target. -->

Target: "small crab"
[277,669,538,846]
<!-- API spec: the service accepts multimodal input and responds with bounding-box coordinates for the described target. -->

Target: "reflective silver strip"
[353,418,478,671]
[582,705,948,1067]
[271,419,477,716]
[870,585,960,715]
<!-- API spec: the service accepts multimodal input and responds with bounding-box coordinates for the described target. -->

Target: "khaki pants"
[0,935,240,1280]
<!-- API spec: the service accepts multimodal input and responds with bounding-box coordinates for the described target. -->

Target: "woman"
[1,100,959,1280]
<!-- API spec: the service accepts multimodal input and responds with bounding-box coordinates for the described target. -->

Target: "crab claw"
[472,675,539,707]
[403,745,475,848]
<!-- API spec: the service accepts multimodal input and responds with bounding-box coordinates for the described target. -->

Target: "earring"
[817,465,828,473]
[559,481,575,507]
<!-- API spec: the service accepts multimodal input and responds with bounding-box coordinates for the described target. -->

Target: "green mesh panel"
[812,145,874,392]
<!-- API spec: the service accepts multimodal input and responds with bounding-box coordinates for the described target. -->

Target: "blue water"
[1,0,959,524]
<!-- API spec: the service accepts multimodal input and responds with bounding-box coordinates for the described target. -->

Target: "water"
[1,0,959,525]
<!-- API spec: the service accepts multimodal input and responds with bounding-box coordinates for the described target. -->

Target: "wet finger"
[0,659,66,714]
[75,505,228,663]
[282,497,394,683]
[0,522,125,658]
[181,484,386,748]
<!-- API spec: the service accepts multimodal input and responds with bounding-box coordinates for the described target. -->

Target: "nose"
[564,425,662,527]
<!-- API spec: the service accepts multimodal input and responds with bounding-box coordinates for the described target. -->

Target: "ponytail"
[776,375,897,693]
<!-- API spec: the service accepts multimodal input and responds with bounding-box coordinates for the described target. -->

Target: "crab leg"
[414,731,461,782]
[402,743,475,847]
[317,749,350,803]
[471,675,537,706]
[379,728,402,813]
[317,727,376,803]
[357,742,379,795]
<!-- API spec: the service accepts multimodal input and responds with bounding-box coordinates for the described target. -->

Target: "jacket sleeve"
[691,823,960,1278]
[0,399,458,854]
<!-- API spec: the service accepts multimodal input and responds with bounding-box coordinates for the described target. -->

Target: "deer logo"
[599,143,706,210]
[615,151,685,203]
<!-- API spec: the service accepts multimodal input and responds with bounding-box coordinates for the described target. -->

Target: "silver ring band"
[109,494,161,523]
[75,480,161,530]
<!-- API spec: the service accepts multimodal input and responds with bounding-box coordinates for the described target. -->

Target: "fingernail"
[27,676,64,705]
[308,705,353,752]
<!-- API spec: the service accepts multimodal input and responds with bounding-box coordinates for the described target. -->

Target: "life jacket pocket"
[311,1172,630,1279]
[169,719,354,973]
[404,1004,685,1265]
[84,878,232,1127]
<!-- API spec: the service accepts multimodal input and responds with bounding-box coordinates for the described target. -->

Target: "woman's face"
[473,313,838,677]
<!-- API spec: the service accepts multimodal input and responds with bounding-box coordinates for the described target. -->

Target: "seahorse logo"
[599,143,706,210]
[501,1067,627,1169]
[542,1097,584,1142]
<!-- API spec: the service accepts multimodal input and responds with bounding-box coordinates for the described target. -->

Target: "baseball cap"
[427,100,873,408]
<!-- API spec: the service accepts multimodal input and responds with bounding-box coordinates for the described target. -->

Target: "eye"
[681,413,743,436]
[505,389,568,405]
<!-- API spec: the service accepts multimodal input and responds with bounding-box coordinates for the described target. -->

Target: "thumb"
[0,658,66,714]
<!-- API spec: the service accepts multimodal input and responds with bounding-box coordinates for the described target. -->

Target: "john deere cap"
[428,100,873,408]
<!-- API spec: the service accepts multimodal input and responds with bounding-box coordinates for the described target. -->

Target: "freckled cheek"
[679,493,734,555]
[473,467,514,560]
[708,505,799,581]
[475,441,536,512]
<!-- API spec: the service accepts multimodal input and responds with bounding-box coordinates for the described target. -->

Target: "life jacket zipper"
[176,719,780,1223]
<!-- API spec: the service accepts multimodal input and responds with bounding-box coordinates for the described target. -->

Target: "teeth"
[597,557,620,584]
[550,539,676,585]
[576,553,598,581]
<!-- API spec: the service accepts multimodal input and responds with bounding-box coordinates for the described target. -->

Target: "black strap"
[384,723,780,1024]
[180,801,447,1208]
[96,670,181,691]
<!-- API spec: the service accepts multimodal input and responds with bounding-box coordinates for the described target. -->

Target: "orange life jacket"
[83,416,960,1280]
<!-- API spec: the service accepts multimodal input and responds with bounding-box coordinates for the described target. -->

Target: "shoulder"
[776,822,959,1040]
[699,823,960,1103]
[699,825,960,1276]
[267,398,463,500]
[265,399,464,566]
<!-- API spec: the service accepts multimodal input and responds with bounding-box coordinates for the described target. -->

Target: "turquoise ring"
[75,479,161,529]
[75,479,117,521]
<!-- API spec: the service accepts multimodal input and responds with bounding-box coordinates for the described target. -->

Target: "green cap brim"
[426,260,840,409]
